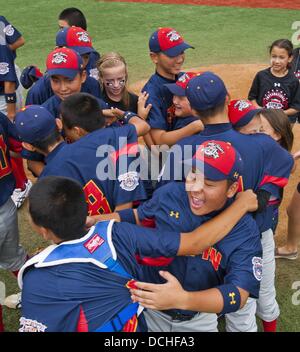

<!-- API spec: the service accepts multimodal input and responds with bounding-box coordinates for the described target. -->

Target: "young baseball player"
[0,111,27,332]
[116,140,262,332]
[15,94,149,214]
[58,7,100,80]
[25,26,102,106]
[248,39,300,124]
[160,72,294,332]
[18,175,257,332]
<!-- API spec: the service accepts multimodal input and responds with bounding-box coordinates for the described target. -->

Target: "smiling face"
[151,52,185,79]
[100,63,127,101]
[270,46,292,75]
[185,168,237,216]
[50,72,86,101]
[172,95,192,117]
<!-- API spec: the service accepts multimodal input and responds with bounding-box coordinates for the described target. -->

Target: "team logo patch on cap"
[252,256,263,281]
[77,31,90,43]
[0,62,9,75]
[118,171,139,191]
[84,234,105,254]
[234,100,251,111]
[4,24,14,36]
[52,52,68,64]
[166,30,181,42]
[202,142,224,159]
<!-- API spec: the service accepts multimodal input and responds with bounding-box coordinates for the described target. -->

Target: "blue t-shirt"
[20,221,180,332]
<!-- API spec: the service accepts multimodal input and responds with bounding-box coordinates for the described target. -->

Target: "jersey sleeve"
[113,222,180,258]
[137,190,160,221]
[248,72,260,102]
[25,76,52,105]
[224,235,263,298]
[0,16,22,44]
[289,79,300,111]
[144,93,168,130]
[0,45,17,83]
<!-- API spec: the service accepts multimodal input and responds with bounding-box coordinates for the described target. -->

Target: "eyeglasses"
[104,79,126,88]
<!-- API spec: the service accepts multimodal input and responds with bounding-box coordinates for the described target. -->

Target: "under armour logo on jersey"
[52,52,67,64]
[274,83,281,87]
[229,292,236,305]
[234,99,251,111]
[202,142,224,159]
[170,211,179,219]
[166,30,181,42]
[77,31,90,43]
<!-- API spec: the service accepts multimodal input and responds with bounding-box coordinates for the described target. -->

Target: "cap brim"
[47,68,78,79]
[69,46,95,55]
[234,108,262,128]
[163,42,194,57]
[164,83,186,96]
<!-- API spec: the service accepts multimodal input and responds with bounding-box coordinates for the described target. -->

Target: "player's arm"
[4,81,17,122]
[130,271,249,313]
[115,202,133,211]
[284,108,299,116]
[128,115,150,137]
[150,121,203,147]
[8,36,25,51]
[27,160,45,177]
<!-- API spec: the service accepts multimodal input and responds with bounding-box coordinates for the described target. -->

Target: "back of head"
[58,7,87,30]
[29,176,87,241]
[60,92,105,132]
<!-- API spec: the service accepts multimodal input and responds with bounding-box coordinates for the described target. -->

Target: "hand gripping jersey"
[19,221,141,332]
[19,220,180,332]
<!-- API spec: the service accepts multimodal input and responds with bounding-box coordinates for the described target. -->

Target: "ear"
[77,126,88,138]
[150,52,159,64]
[40,227,52,241]
[55,118,63,131]
[81,70,87,84]
[225,94,231,105]
[226,181,239,198]
[22,142,35,152]
[288,55,293,64]
[191,108,199,117]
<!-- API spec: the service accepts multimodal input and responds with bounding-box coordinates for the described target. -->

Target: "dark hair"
[260,108,294,151]
[60,93,105,132]
[269,39,293,61]
[31,128,62,154]
[29,176,87,241]
[193,99,226,120]
[58,8,87,30]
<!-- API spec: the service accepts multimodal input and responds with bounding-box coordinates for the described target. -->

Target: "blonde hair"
[96,52,130,109]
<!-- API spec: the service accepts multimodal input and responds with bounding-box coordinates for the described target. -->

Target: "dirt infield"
[106,0,300,10]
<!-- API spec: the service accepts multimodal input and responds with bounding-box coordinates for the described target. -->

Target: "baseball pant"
[0,198,27,270]
[225,297,257,332]
[144,309,218,332]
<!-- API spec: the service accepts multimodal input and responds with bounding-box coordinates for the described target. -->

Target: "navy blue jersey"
[171,115,198,130]
[0,16,22,60]
[160,123,293,232]
[137,182,262,317]
[42,94,106,119]
[20,221,179,332]
[40,125,146,213]
[86,51,100,80]
[0,112,15,205]
[26,74,102,105]
[0,44,18,95]
[142,72,178,130]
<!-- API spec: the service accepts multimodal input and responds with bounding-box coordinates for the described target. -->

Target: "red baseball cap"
[165,71,202,96]
[149,27,194,57]
[46,47,84,79]
[56,26,95,56]
[228,99,262,128]
[184,140,243,182]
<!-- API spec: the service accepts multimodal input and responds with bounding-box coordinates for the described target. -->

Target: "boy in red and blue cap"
[89,140,262,332]
[25,27,102,105]
[160,71,294,332]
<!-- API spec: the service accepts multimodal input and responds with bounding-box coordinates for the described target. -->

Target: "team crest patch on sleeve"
[89,68,99,80]
[19,317,47,332]
[252,256,263,281]
[4,24,14,36]
[118,171,139,191]
[84,234,105,254]
[0,62,9,75]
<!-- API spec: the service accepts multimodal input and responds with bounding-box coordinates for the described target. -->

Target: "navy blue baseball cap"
[15,105,56,144]
[56,26,95,56]
[20,65,43,89]
[186,72,228,111]
[184,140,243,182]
[149,27,194,57]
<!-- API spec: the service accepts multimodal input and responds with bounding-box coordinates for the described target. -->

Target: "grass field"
[1,0,300,332]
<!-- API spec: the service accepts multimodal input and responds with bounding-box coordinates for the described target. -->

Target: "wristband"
[122,111,137,124]
[117,208,136,224]
[5,92,17,104]
[217,284,241,315]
